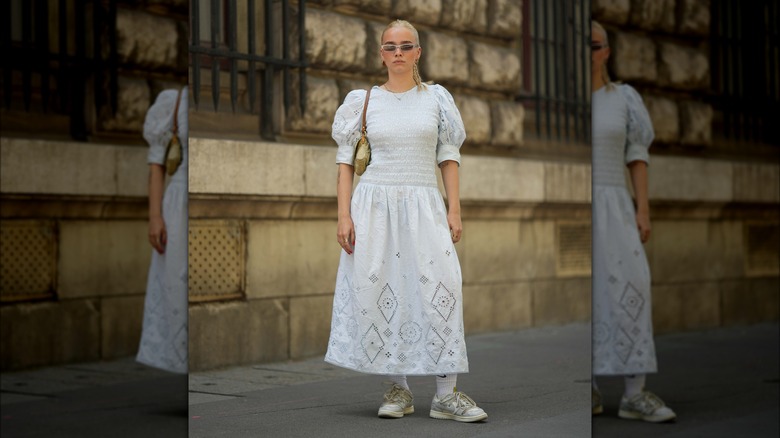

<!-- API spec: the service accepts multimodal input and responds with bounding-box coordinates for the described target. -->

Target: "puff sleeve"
[619,84,654,165]
[432,84,466,166]
[333,89,368,165]
[143,89,180,165]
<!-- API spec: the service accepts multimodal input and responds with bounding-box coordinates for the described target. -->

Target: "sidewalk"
[188,323,592,438]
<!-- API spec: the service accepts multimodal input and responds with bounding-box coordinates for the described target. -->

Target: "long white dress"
[592,84,658,376]
[136,88,189,374]
[325,84,469,376]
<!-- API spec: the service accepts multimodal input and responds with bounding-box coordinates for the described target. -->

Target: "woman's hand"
[337,216,355,255]
[448,210,462,243]
[149,215,167,254]
[636,210,651,243]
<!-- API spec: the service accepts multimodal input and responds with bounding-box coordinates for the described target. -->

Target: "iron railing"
[520,0,591,145]
[1,0,119,141]
[189,0,307,140]
[710,0,779,146]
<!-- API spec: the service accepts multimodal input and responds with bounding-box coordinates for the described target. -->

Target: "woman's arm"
[628,160,651,243]
[439,160,462,243]
[148,164,166,254]
[336,163,356,254]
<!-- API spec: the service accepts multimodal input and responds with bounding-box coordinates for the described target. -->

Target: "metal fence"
[189,0,308,140]
[710,0,779,146]
[520,0,591,145]
[0,0,118,141]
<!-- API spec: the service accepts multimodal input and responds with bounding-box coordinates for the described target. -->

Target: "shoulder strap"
[361,88,371,134]
[172,88,183,135]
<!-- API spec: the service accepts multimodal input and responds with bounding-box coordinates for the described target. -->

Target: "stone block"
[338,79,374,102]
[649,156,732,202]
[733,163,780,203]
[1,139,116,196]
[707,220,744,280]
[101,295,144,360]
[332,0,391,14]
[490,101,525,147]
[629,0,676,32]
[544,162,591,203]
[487,0,522,38]
[679,101,713,146]
[1,300,100,370]
[651,220,715,282]
[365,21,388,74]
[188,299,289,371]
[657,43,709,90]
[643,96,679,144]
[470,42,521,91]
[420,31,469,84]
[719,278,780,324]
[304,146,338,197]
[116,146,150,198]
[652,282,720,334]
[678,0,710,36]
[463,282,532,333]
[305,9,367,70]
[441,0,488,34]
[246,220,340,298]
[287,76,339,134]
[460,156,545,202]
[392,0,443,26]
[188,139,306,196]
[532,278,591,326]
[99,76,151,132]
[453,94,490,144]
[611,32,657,82]
[592,0,630,24]
[289,295,334,359]
[59,221,150,298]
[116,9,178,68]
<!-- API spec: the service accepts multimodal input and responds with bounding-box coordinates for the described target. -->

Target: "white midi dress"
[325,84,469,376]
[592,84,658,376]
[136,88,189,374]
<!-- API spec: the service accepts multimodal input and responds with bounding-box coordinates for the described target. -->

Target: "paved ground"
[2,322,777,437]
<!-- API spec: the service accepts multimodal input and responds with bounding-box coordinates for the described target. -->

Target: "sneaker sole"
[378,406,414,418]
[618,409,676,423]
[429,410,488,423]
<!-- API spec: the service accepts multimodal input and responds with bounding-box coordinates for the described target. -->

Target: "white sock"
[387,375,409,390]
[592,377,599,391]
[624,374,646,398]
[436,374,458,397]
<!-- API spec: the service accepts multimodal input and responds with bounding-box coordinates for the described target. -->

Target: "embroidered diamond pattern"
[443,326,453,336]
[361,324,385,363]
[419,275,429,285]
[369,274,379,283]
[619,283,645,321]
[432,282,456,321]
[377,284,399,323]
[426,327,446,364]
[383,328,393,337]
[614,327,635,364]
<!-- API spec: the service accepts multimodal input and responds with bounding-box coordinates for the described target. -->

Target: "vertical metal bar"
[229,0,237,112]
[248,0,256,113]
[210,0,220,111]
[262,0,275,139]
[533,0,540,138]
[108,0,117,114]
[543,0,551,138]
[191,0,201,109]
[21,0,32,111]
[37,0,50,113]
[563,0,571,142]
[2,0,11,109]
[568,0,576,142]
[92,0,102,118]
[71,0,86,140]
[282,0,290,114]
[299,0,307,114]
[554,0,561,142]
[58,0,68,113]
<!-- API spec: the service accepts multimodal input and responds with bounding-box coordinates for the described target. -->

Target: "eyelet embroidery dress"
[136,88,188,374]
[325,84,468,375]
[592,84,658,376]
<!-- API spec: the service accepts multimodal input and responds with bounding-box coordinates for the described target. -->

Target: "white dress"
[136,88,189,374]
[325,84,469,376]
[592,84,658,376]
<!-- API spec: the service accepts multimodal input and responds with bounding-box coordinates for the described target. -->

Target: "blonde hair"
[592,20,614,91]
[381,19,426,91]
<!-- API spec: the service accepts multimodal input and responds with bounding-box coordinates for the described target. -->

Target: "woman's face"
[591,27,610,74]
[380,27,421,75]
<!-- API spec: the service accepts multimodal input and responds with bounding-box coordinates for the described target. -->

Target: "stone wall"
[593,0,779,333]
[0,1,188,371]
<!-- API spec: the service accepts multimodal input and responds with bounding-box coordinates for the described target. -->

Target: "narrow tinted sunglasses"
[381,43,418,52]
[591,43,607,51]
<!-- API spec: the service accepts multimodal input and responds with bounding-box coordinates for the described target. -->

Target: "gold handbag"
[164,88,183,176]
[353,88,371,176]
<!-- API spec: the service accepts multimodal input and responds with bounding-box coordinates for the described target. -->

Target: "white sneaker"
[618,390,676,423]
[378,384,414,418]
[429,390,488,422]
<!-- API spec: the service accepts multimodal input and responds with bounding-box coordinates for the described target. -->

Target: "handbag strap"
[360,88,371,135]
[172,88,183,135]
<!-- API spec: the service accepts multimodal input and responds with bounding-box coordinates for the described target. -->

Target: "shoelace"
[633,391,664,412]
[449,391,477,409]
[384,385,411,404]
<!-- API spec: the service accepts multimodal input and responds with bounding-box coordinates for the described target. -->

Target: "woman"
[136,88,188,374]
[324,19,487,423]
[591,21,675,422]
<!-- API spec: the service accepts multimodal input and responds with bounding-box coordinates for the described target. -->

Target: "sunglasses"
[591,43,607,51]
[381,43,418,52]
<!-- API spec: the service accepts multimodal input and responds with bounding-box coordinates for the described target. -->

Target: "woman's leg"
[387,375,409,390]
